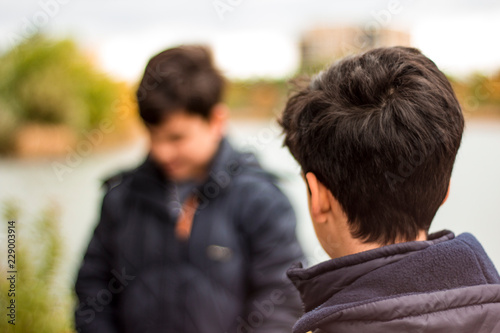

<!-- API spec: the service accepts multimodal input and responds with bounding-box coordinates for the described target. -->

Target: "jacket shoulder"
[230,167,287,205]
[229,152,280,189]
[99,167,140,212]
[300,285,500,333]
[101,164,141,193]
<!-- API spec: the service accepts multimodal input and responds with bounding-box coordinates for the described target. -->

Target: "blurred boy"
[75,45,303,333]
[280,46,500,332]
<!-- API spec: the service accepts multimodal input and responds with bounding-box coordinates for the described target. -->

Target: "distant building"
[300,26,411,73]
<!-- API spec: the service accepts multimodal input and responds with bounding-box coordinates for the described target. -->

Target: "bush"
[0,201,74,333]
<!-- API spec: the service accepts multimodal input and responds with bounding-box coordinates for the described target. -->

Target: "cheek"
[183,130,216,161]
[149,141,166,161]
[192,139,214,164]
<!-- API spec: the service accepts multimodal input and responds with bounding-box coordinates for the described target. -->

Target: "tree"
[0,34,123,155]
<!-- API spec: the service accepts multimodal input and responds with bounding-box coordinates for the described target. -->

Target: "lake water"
[1,119,500,286]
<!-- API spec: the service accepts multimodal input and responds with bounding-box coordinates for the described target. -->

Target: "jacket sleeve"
[237,180,305,333]
[74,191,120,333]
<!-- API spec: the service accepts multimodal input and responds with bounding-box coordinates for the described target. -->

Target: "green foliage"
[225,79,290,118]
[466,73,500,106]
[0,201,74,333]
[0,34,122,154]
[224,74,500,120]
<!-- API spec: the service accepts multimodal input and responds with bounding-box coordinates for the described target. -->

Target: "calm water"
[1,119,499,286]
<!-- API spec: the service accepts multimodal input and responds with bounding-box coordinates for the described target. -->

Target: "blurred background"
[1,0,500,331]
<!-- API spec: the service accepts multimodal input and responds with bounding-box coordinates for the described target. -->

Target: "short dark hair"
[136,45,225,124]
[279,46,464,245]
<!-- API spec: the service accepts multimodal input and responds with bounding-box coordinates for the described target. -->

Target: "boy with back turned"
[280,46,500,332]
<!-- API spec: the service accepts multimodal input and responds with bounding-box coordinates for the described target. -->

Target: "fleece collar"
[287,230,455,313]
[287,230,500,333]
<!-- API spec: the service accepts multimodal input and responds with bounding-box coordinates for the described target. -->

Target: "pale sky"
[1,0,500,81]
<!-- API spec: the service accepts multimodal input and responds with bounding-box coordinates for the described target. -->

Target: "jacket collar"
[287,230,455,313]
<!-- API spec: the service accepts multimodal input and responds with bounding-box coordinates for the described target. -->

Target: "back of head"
[280,46,464,245]
[136,45,225,124]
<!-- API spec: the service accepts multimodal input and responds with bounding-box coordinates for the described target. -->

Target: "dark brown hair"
[280,46,464,245]
[136,45,225,124]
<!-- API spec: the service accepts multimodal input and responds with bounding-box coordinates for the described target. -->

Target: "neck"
[324,222,428,259]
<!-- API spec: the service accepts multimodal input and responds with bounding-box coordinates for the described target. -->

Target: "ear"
[305,172,331,224]
[441,182,451,206]
[208,103,228,136]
